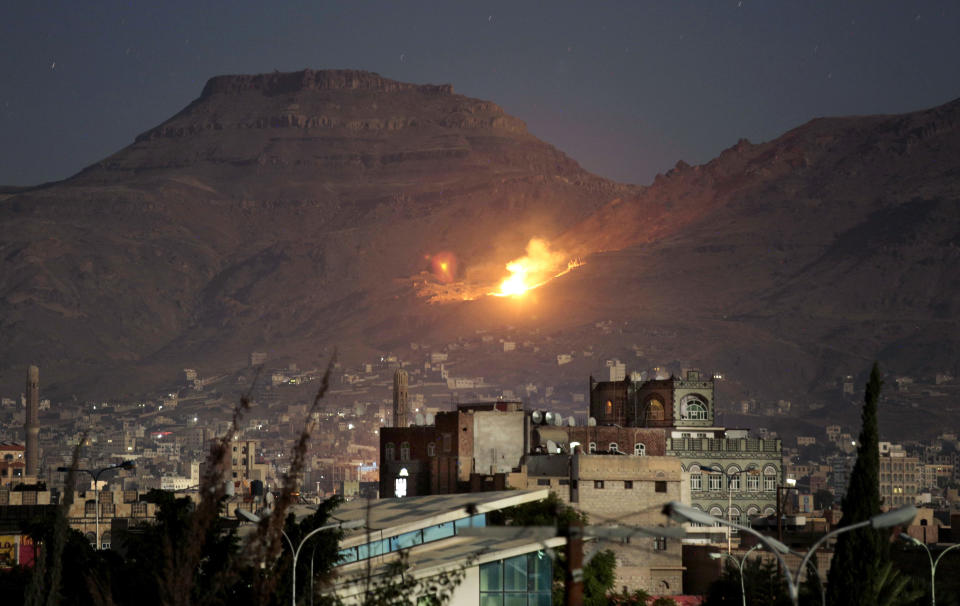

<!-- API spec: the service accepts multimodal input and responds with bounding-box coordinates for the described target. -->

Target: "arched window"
[609,442,619,453]
[746,506,760,519]
[100,531,112,550]
[727,466,741,491]
[85,532,96,546]
[635,443,646,456]
[426,442,436,457]
[709,506,724,526]
[400,442,411,462]
[588,442,597,453]
[84,500,97,516]
[385,443,395,461]
[763,466,777,491]
[605,400,613,416]
[646,397,665,420]
[682,396,708,420]
[689,464,702,491]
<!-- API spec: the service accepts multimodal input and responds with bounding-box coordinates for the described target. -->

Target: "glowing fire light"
[490,238,583,298]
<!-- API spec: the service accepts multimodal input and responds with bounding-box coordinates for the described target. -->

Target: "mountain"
[1,69,958,438]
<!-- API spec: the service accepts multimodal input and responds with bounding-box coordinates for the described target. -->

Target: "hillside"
[1,70,958,437]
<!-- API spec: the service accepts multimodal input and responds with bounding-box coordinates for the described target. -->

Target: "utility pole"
[564,519,584,606]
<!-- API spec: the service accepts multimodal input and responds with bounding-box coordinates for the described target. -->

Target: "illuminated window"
[589,442,597,453]
[426,442,436,457]
[647,398,665,420]
[605,400,613,416]
[635,443,646,456]
[609,443,619,453]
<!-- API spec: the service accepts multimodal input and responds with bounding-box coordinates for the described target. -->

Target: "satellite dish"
[553,414,564,426]
[568,416,576,427]
[425,413,435,425]
[546,439,558,454]
[531,410,543,424]
[588,417,597,427]
[265,492,275,506]
[544,411,555,425]
[415,412,425,426]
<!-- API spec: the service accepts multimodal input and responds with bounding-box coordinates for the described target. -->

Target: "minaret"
[25,365,40,477]
[392,368,408,427]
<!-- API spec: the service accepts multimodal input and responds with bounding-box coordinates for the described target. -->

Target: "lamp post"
[710,543,765,606]
[662,500,917,606]
[899,533,960,606]
[58,460,135,550]
[237,509,363,606]
[707,465,735,553]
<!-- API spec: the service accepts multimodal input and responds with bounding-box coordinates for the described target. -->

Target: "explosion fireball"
[414,238,582,303]
[490,238,581,298]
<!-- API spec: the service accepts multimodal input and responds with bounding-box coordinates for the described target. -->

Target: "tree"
[826,362,887,606]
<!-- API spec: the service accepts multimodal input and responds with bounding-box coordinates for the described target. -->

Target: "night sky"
[2,1,959,188]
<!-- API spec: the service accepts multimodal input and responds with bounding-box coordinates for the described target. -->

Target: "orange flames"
[490,238,582,298]
[414,238,583,303]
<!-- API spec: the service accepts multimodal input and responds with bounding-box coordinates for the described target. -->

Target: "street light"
[58,460,135,550]
[899,533,960,606]
[710,543,765,606]
[706,464,735,553]
[662,500,917,606]
[237,508,363,606]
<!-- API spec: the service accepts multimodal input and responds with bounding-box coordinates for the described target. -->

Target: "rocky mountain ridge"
[1,71,957,435]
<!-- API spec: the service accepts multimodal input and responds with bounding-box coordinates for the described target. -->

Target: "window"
[133,502,148,516]
[655,481,667,493]
[594,480,605,489]
[84,500,97,516]
[764,476,776,491]
[605,400,613,416]
[685,401,707,420]
[537,479,551,486]
[385,443,395,461]
[480,552,551,605]
[635,443,646,456]
[609,442,619,453]
[624,481,633,489]
[747,474,760,491]
[653,537,667,551]
[728,473,740,491]
[708,474,722,491]
[400,442,410,462]
[588,442,597,453]
[443,434,452,452]
[427,442,436,457]
[691,474,702,491]
[647,398,665,420]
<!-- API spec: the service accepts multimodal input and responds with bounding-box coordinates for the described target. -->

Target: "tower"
[25,365,40,477]
[392,368,408,427]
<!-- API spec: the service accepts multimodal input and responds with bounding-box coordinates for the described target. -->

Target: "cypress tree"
[826,362,887,605]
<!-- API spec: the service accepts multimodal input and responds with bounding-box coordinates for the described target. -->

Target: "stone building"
[588,370,783,530]
[379,401,526,498]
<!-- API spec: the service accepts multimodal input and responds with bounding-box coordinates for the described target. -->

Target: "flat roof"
[319,489,549,548]
[333,534,566,598]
